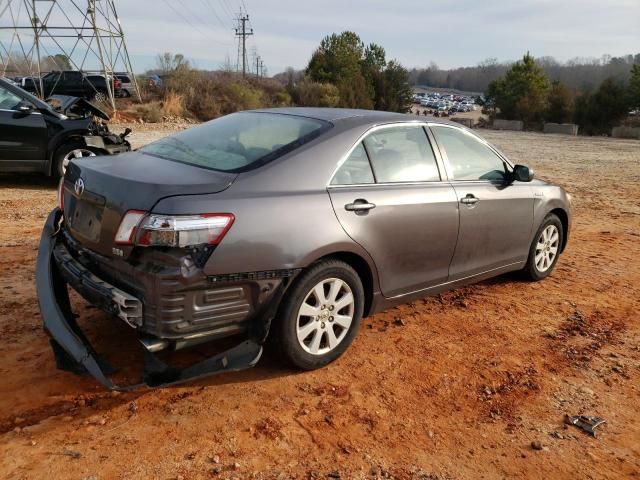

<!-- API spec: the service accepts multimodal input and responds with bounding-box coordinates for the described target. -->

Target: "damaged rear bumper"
[36,208,264,390]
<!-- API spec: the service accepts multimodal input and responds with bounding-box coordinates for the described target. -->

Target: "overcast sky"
[3,0,639,74]
[112,0,640,73]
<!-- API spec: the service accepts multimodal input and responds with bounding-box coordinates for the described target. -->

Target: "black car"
[0,78,131,176]
[22,70,121,103]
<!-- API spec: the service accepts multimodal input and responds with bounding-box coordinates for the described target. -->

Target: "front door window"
[430,125,507,181]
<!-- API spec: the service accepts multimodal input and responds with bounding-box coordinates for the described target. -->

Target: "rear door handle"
[460,194,479,205]
[345,199,376,212]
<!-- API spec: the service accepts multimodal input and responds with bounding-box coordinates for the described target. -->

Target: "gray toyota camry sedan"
[36,108,572,389]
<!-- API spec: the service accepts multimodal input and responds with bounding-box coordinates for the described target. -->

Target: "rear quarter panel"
[152,189,379,279]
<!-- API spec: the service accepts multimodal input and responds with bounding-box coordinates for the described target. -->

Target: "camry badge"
[74,178,85,197]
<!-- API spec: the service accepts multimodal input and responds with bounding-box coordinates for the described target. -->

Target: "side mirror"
[512,164,534,182]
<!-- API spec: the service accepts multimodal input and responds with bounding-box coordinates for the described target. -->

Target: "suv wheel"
[522,214,563,281]
[53,142,98,177]
[273,260,364,370]
[93,90,107,103]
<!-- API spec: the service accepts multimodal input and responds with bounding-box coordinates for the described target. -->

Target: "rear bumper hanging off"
[35,208,263,390]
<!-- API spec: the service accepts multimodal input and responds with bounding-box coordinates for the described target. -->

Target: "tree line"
[409,53,640,94]
[483,53,640,134]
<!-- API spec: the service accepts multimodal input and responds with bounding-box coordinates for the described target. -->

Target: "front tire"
[522,214,563,281]
[273,260,364,370]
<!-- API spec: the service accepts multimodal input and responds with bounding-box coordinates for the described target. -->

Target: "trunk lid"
[62,151,237,257]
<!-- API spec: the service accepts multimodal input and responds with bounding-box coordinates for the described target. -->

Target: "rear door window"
[363,126,440,183]
[331,143,375,185]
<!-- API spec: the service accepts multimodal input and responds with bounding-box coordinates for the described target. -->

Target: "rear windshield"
[140,112,331,172]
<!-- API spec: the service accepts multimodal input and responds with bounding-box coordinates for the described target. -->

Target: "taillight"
[114,210,146,245]
[57,178,65,214]
[114,78,120,89]
[115,212,234,248]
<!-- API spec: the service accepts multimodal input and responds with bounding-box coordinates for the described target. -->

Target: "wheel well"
[549,208,569,252]
[314,252,375,317]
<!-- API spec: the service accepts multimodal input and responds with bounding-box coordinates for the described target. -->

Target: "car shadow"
[0,173,57,190]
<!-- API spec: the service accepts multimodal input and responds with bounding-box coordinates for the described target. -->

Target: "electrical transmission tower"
[0,0,140,110]
[234,11,252,78]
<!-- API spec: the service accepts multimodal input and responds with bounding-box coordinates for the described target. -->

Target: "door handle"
[460,194,479,206]
[345,199,376,212]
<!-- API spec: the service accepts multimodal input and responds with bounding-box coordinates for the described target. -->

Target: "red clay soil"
[0,130,638,479]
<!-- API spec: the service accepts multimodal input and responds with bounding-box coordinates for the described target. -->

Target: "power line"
[202,0,229,29]
[161,0,230,46]
[218,0,235,19]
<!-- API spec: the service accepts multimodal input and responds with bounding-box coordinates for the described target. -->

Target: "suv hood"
[47,95,110,120]
[63,151,237,256]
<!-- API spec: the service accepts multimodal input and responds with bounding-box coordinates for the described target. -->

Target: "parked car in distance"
[144,74,163,89]
[13,76,40,91]
[37,107,572,390]
[0,78,131,176]
[115,73,135,97]
[22,70,120,102]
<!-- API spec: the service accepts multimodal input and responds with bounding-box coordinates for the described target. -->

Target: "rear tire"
[272,260,364,370]
[53,141,100,177]
[522,214,563,281]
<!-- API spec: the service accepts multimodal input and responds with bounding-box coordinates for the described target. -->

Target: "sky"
[2,0,639,74]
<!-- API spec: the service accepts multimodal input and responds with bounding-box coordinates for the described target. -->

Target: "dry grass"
[160,91,185,117]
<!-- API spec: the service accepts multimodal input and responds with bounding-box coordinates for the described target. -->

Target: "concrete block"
[543,123,579,135]
[611,126,640,139]
[493,119,523,131]
[450,117,474,128]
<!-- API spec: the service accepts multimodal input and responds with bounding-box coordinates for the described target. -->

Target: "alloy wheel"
[62,149,96,174]
[94,92,107,102]
[535,224,559,272]
[296,277,355,355]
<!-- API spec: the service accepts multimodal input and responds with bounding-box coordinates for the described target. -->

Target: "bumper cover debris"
[564,414,606,437]
[36,208,263,390]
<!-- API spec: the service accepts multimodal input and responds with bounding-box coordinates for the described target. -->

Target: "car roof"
[247,107,463,128]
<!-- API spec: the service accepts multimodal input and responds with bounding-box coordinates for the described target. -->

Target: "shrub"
[161,91,185,117]
[294,79,340,107]
[130,101,163,123]
[545,81,574,124]
[574,78,629,135]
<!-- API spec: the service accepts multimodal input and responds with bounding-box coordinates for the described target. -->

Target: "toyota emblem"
[74,178,85,197]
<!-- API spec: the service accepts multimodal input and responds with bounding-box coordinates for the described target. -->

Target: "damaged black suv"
[0,77,130,177]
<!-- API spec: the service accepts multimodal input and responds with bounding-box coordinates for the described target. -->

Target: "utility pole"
[234,13,252,78]
[255,55,260,77]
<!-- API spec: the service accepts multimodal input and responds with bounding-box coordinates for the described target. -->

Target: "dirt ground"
[0,126,639,480]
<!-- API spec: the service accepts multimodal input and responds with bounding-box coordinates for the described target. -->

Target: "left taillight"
[114,210,147,245]
[115,212,234,248]
[57,178,65,214]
